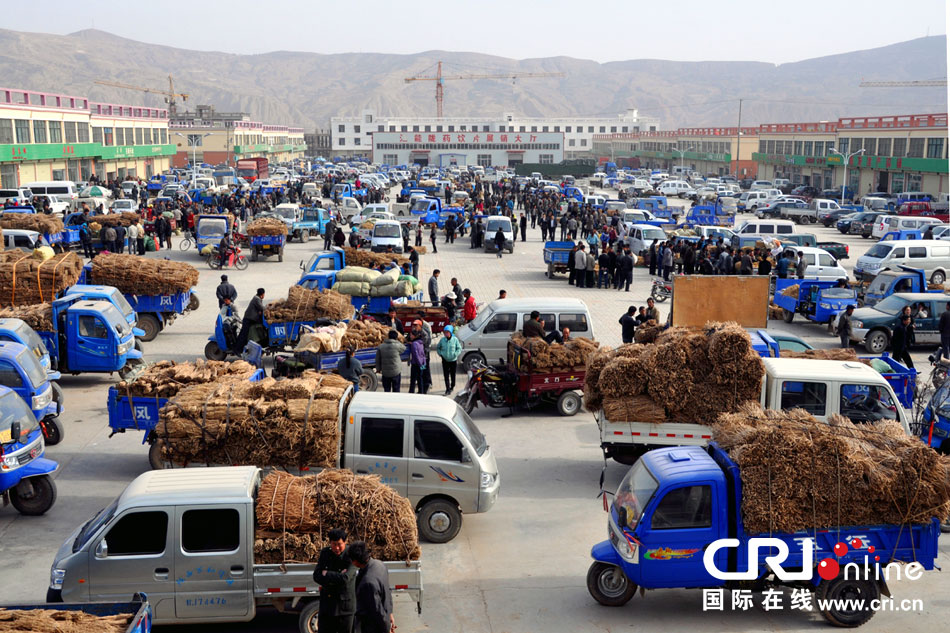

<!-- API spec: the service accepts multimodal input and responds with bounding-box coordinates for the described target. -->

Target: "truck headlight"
[50,568,66,590]
[2,453,19,470]
[118,338,133,355]
[32,386,52,410]
[480,472,497,489]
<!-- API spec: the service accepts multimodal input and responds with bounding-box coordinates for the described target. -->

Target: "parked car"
[790,185,821,199]
[819,207,856,227]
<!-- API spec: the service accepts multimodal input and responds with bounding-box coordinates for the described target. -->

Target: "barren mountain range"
[0,28,945,130]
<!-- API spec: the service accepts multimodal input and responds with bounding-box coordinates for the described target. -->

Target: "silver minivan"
[457,298,595,370]
[854,239,950,284]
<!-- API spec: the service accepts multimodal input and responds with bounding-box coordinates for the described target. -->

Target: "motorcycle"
[650,278,672,302]
[207,245,249,271]
[928,351,949,389]
[0,391,58,516]
[454,360,518,416]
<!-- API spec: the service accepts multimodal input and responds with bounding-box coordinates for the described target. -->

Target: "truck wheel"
[278,248,284,263]
[205,341,227,361]
[783,308,794,323]
[11,475,57,516]
[417,499,462,543]
[252,249,258,262]
[41,417,65,446]
[298,600,320,633]
[557,391,582,416]
[52,382,64,409]
[188,293,200,311]
[586,562,637,607]
[931,270,946,286]
[148,440,167,470]
[359,369,379,392]
[300,230,309,243]
[818,576,878,627]
[865,329,889,354]
[138,314,161,342]
[463,352,486,373]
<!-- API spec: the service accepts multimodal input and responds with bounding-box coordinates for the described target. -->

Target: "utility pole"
[734,98,742,179]
[828,147,865,205]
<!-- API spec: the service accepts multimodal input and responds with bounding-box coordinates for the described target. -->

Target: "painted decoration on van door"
[430,466,464,483]
[643,547,701,560]
[366,461,399,484]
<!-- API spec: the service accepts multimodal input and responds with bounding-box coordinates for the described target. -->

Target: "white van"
[854,239,950,284]
[751,180,773,191]
[484,215,514,253]
[626,224,669,255]
[456,298,595,370]
[370,220,403,253]
[657,180,694,197]
[787,246,849,281]
[872,215,942,239]
[738,190,769,212]
[24,181,78,210]
[0,187,33,206]
[737,219,796,236]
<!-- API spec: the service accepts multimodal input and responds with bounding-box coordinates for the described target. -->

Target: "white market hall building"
[371,131,564,167]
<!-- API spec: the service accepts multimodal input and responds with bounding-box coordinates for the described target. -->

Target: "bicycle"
[179,234,194,251]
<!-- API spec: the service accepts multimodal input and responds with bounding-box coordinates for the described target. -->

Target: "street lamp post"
[672,146,694,177]
[828,147,865,206]
[175,132,212,182]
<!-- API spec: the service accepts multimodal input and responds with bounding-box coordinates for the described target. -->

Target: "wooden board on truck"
[671,275,769,328]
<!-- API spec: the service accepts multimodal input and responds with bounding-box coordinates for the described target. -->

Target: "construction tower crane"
[859,79,947,87]
[93,75,189,114]
[405,61,565,118]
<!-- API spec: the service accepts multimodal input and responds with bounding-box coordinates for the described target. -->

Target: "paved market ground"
[0,185,946,633]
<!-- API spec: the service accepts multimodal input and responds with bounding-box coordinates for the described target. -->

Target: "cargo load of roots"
[246,216,289,237]
[585,321,765,424]
[117,359,258,398]
[0,251,83,307]
[343,247,408,268]
[0,302,54,331]
[157,371,351,469]
[0,213,64,235]
[713,402,950,534]
[0,608,133,633]
[509,333,600,372]
[90,212,142,228]
[263,286,353,323]
[89,252,199,296]
[296,320,403,354]
[254,469,420,564]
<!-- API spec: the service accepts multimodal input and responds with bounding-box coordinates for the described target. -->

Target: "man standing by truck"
[836,305,855,348]
[940,301,950,359]
[312,528,357,633]
[891,313,916,368]
[350,541,394,633]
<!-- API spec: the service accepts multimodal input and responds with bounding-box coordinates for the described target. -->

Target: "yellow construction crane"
[859,79,947,87]
[93,75,189,114]
[405,61,565,117]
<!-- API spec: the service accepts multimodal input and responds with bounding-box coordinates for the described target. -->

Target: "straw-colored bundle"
[0,303,53,331]
[0,251,83,307]
[779,284,800,298]
[89,252,199,295]
[247,216,289,236]
[633,321,661,344]
[0,214,64,235]
[157,371,351,469]
[602,396,666,424]
[264,286,353,323]
[92,212,142,227]
[780,348,861,362]
[341,319,393,349]
[714,402,950,533]
[342,247,408,268]
[0,608,131,633]
[117,360,258,398]
[768,302,785,320]
[583,347,614,411]
[254,469,420,563]
[510,333,600,371]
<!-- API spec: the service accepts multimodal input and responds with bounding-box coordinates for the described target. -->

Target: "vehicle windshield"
[453,408,488,457]
[468,306,493,331]
[622,212,645,223]
[487,219,511,233]
[302,210,322,222]
[102,287,134,318]
[98,304,131,336]
[9,320,48,360]
[17,349,47,389]
[275,207,297,219]
[199,218,228,237]
[873,294,912,315]
[410,200,430,213]
[821,287,855,299]
[864,244,893,259]
[374,224,400,238]
[0,390,39,445]
[73,499,118,553]
[643,228,666,241]
[933,382,950,418]
[613,460,658,530]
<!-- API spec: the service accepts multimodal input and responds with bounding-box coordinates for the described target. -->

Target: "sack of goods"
[296,325,348,354]
[0,251,83,307]
[89,252,199,296]
[254,470,421,564]
[342,246,408,268]
[585,321,764,423]
[509,333,599,372]
[714,402,950,533]
[0,303,54,331]
[157,371,352,469]
[116,359,258,398]
[367,266,416,297]
[0,213,64,235]
[246,216,289,236]
[295,321,401,354]
[263,286,353,323]
[93,212,142,227]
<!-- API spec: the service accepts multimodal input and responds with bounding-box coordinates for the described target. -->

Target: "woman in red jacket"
[462,288,477,322]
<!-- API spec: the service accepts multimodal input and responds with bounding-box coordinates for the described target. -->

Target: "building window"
[14,119,31,144]
[588,126,594,133]
[758,140,766,153]
[907,138,924,158]
[793,141,803,155]
[878,138,891,156]
[565,126,572,133]
[864,138,876,156]
[0,119,13,144]
[580,139,587,146]
[338,124,345,132]
[519,126,525,132]
[92,126,103,144]
[569,139,575,146]
[838,138,849,154]
[539,154,553,164]
[377,125,384,132]
[436,125,443,132]
[825,141,835,156]
[423,125,430,132]
[115,128,124,146]
[477,154,491,166]
[610,126,617,133]
[143,128,152,144]
[541,126,548,132]
[401,125,408,132]
[32,120,47,143]
[892,138,906,157]
[599,126,606,133]
[365,114,373,123]
[906,172,922,190]
[483,126,489,132]
[77,123,90,143]
[389,126,395,132]
[0,164,17,188]
[65,121,79,143]
[529,126,537,132]
[383,153,398,164]
[135,128,143,145]
[926,137,944,158]
[803,141,813,156]
[49,122,63,144]
[354,138,361,146]
[412,125,419,132]
[338,138,345,146]
[766,140,775,153]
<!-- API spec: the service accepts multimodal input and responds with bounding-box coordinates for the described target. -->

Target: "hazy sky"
[5,0,947,64]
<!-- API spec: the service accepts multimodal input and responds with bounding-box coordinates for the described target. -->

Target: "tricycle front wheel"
[148,440,167,470]
[587,562,637,607]
[205,341,227,361]
[557,391,582,416]
[11,475,57,516]
[40,416,65,446]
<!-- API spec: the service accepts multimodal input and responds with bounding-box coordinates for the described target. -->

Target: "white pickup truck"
[598,358,909,464]
[48,467,421,632]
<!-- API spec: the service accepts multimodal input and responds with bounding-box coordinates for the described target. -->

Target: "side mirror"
[95,539,108,558]
[461,447,471,464]
[9,421,20,443]
[298,260,304,270]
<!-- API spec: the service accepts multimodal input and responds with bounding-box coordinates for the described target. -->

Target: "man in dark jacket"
[519,213,527,242]
[235,288,265,353]
[939,301,950,359]
[216,274,237,308]
[617,248,634,292]
[375,329,406,392]
[890,314,915,368]
[350,541,393,633]
[312,528,357,633]
[619,306,637,344]
[523,311,545,338]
